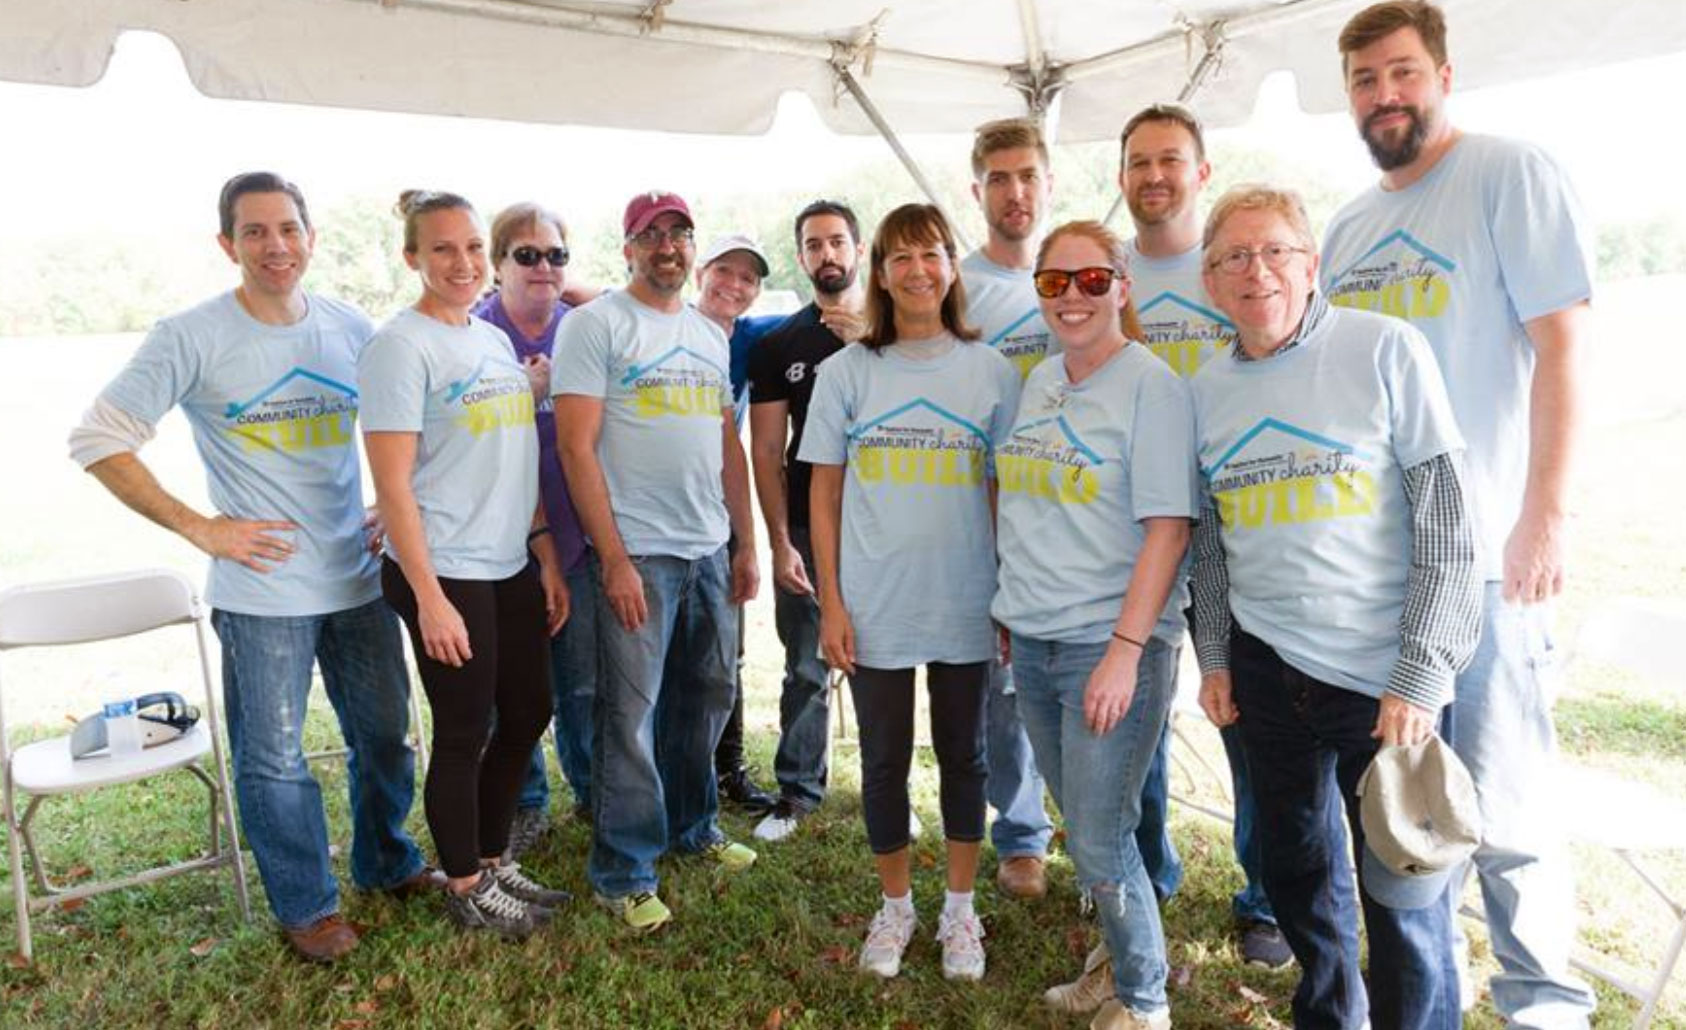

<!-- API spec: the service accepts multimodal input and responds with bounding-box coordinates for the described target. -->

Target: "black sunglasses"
[510,245,570,268]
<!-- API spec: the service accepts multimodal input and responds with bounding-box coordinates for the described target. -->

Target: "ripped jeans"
[1012,632,1176,1012]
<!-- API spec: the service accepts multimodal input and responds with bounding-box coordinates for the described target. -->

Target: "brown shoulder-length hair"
[1036,220,1145,341]
[862,204,979,350]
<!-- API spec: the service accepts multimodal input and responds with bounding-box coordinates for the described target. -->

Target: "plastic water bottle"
[103,699,142,759]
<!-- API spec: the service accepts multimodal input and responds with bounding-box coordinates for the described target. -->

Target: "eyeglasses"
[628,226,695,248]
[1207,243,1309,276]
[1032,266,1124,299]
[509,245,570,268]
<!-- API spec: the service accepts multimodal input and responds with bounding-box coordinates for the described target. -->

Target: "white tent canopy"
[6,0,1686,144]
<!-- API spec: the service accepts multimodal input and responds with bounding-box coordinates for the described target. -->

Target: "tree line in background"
[3,140,1680,338]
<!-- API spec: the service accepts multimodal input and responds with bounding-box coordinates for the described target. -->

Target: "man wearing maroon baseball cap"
[551,189,761,931]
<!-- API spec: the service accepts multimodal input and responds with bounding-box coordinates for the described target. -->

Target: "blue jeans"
[1232,628,1457,1030]
[516,565,597,813]
[212,599,425,929]
[588,547,737,898]
[1443,584,1594,1028]
[770,528,829,811]
[1013,634,1175,1012]
[986,658,1054,859]
[1135,718,1184,901]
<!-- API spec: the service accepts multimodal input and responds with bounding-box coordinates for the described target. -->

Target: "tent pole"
[1101,20,1226,228]
[834,66,976,253]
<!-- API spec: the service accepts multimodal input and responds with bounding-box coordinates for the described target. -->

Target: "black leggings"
[849,662,988,854]
[382,558,552,878]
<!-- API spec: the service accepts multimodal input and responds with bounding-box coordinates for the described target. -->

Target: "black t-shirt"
[746,303,845,531]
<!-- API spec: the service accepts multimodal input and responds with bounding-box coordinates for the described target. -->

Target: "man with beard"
[1321,4,1596,1025]
[552,192,761,931]
[1121,101,1293,971]
[69,171,437,963]
[743,200,866,842]
[961,118,1056,901]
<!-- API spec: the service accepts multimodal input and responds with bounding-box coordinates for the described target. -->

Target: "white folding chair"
[0,569,251,963]
[1557,596,1686,1028]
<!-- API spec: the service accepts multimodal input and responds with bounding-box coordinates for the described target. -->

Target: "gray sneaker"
[489,861,572,910]
[504,806,550,862]
[444,874,543,938]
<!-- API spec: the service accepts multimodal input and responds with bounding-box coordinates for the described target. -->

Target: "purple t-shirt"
[471,292,586,574]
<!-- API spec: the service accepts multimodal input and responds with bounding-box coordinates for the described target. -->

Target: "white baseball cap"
[1357,735,1483,909]
[699,233,770,277]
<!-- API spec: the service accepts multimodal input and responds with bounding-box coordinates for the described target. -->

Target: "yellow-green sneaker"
[594,890,671,932]
[701,839,758,872]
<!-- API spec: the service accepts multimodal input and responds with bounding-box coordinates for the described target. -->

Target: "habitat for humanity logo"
[998,411,1103,505]
[1137,291,1233,377]
[1326,230,1456,321]
[1204,418,1376,531]
[847,398,991,487]
[620,345,726,419]
[222,367,357,453]
[987,308,1053,380]
[448,357,534,436]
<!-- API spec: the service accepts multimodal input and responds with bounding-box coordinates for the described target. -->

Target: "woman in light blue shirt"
[993,220,1196,1030]
[361,190,570,938]
[802,203,1019,984]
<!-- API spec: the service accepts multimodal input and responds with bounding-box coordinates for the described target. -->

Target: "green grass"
[3,700,1682,1029]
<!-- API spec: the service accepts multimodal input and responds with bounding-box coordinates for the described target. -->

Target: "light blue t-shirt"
[960,250,1058,381]
[1127,241,1234,379]
[993,344,1198,644]
[1191,305,1464,699]
[550,289,732,560]
[798,338,1021,669]
[359,308,538,581]
[100,291,380,617]
[1321,134,1593,578]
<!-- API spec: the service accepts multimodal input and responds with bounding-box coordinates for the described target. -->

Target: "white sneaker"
[859,903,918,978]
[1089,999,1171,1030]
[753,801,805,843]
[1045,941,1116,1013]
[936,909,987,981]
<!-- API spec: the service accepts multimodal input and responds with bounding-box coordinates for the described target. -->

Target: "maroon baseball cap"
[623,191,693,237]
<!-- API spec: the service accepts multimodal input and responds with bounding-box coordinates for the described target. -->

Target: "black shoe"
[717,767,776,815]
[1239,919,1294,970]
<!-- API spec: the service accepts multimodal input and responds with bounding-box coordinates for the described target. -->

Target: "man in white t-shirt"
[552,192,761,932]
[1321,4,1597,1025]
[958,118,1057,902]
[67,172,435,964]
[1122,103,1292,973]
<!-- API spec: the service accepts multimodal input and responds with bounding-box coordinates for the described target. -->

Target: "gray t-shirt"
[359,308,538,581]
[798,337,1021,669]
[1321,134,1593,578]
[549,289,732,560]
[993,345,1198,643]
[960,250,1059,381]
[99,291,380,617]
[1190,305,1464,698]
[1127,240,1234,379]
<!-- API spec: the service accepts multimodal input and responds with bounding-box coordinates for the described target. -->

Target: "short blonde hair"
[1202,185,1316,258]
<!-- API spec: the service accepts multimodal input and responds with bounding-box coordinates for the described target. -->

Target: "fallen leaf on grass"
[1065,927,1090,960]
[57,898,85,913]
[188,938,217,958]
[62,864,94,882]
[352,999,378,1015]
[334,1021,368,1030]
[762,1006,785,1030]
[374,974,397,992]
[833,912,865,929]
[1238,984,1269,1005]
[915,851,936,870]
[7,953,30,970]
[818,944,852,965]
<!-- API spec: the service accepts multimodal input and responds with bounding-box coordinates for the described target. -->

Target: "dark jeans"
[713,605,749,774]
[849,662,988,854]
[768,528,830,810]
[1230,628,1458,1030]
[382,558,552,878]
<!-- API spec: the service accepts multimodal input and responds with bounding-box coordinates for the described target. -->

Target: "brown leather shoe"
[284,913,361,964]
[996,855,1048,899]
[385,865,448,901]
